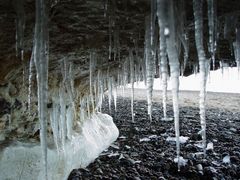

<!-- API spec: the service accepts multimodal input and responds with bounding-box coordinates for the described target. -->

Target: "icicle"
[50,102,60,152]
[61,59,77,120]
[108,17,112,61]
[89,51,96,112]
[193,0,208,157]
[150,0,157,46]
[158,0,181,170]
[14,0,27,91]
[80,97,87,122]
[104,0,108,17]
[129,50,135,122]
[33,0,49,178]
[207,0,217,70]
[108,0,116,61]
[235,28,240,72]
[69,62,75,99]
[59,85,66,152]
[87,96,91,118]
[113,88,117,112]
[97,70,104,112]
[113,27,120,61]
[108,73,113,113]
[145,15,155,122]
[28,53,34,113]
[14,0,25,58]
[157,1,171,121]
[66,105,73,140]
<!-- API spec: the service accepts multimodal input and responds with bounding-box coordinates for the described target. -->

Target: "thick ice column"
[193,0,208,156]
[158,0,181,169]
[32,0,49,178]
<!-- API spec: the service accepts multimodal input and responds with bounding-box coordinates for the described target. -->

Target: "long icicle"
[158,0,181,170]
[167,2,181,171]
[28,52,34,113]
[193,0,208,157]
[33,0,49,178]
[157,2,169,121]
[145,1,156,122]
[236,28,240,72]
[129,50,135,122]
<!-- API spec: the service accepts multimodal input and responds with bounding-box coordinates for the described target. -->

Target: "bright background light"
[128,67,240,94]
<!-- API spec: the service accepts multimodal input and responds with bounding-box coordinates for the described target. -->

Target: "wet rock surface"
[69,96,240,179]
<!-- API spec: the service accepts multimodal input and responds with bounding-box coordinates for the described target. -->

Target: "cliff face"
[0,0,239,142]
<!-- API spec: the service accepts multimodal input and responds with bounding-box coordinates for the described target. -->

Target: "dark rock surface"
[68,97,240,180]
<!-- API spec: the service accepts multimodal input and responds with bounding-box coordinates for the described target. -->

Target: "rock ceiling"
[0,0,240,84]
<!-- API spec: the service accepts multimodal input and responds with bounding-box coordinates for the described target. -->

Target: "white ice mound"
[0,113,119,180]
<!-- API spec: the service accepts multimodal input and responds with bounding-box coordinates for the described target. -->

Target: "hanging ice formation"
[108,0,116,61]
[14,0,25,58]
[129,50,135,122]
[166,0,181,170]
[193,0,208,156]
[28,53,34,113]
[157,0,192,170]
[89,51,96,112]
[207,0,217,70]
[157,0,170,121]
[235,28,240,71]
[14,0,27,89]
[113,79,117,112]
[145,17,154,121]
[144,0,157,121]
[107,68,113,113]
[61,59,76,120]
[32,0,49,179]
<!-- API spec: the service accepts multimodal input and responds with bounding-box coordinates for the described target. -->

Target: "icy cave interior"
[0,0,240,179]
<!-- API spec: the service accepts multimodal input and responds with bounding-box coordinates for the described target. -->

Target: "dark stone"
[0,98,11,116]
[68,97,240,180]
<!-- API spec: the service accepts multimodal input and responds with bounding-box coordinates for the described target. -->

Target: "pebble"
[68,97,240,180]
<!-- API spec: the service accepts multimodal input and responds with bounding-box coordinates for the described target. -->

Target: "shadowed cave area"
[0,0,240,179]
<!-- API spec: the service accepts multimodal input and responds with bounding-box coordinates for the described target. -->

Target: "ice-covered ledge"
[0,113,119,180]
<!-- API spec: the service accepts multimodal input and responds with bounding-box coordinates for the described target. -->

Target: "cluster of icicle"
[17,0,240,178]
[150,0,209,170]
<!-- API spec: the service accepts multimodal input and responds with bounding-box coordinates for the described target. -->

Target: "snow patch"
[166,136,189,144]
[0,113,119,180]
[127,67,240,94]
[174,156,188,167]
